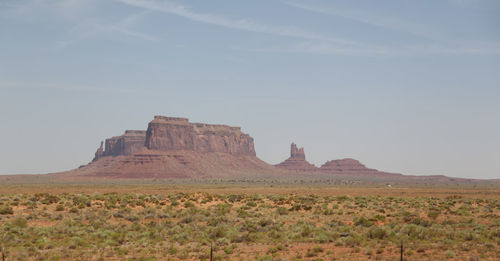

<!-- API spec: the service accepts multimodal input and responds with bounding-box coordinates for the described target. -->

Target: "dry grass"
[0,184,499,260]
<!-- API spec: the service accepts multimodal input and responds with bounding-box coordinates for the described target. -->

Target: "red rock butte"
[75,116,276,179]
[275,143,318,171]
[53,115,466,183]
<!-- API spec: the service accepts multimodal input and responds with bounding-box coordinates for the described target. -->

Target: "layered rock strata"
[145,116,255,156]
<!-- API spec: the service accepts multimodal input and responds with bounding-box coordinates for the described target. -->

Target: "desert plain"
[1,182,499,261]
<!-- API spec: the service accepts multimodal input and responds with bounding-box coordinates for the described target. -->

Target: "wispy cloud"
[282,1,500,56]
[282,1,438,40]
[58,10,155,48]
[115,0,365,47]
[0,0,155,47]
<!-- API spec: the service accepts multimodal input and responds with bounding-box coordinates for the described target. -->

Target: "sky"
[0,0,499,179]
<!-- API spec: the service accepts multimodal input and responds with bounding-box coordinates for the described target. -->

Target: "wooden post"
[400,240,403,261]
[210,242,213,261]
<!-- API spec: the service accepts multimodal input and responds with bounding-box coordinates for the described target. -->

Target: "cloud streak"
[58,10,155,48]
[282,1,438,39]
[115,0,367,47]
[282,1,500,56]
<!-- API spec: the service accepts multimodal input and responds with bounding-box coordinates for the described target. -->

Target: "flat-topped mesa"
[275,143,318,171]
[320,158,377,172]
[103,130,147,157]
[145,116,256,156]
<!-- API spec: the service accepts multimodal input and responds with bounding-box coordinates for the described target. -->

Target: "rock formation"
[24,114,483,184]
[275,143,318,171]
[92,141,104,162]
[290,142,305,160]
[72,116,277,179]
[95,117,256,159]
[103,130,147,156]
[320,158,377,172]
[145,116,255,156]
[275,143,380,174]
[84,121,385,178]
[5,114,492,184]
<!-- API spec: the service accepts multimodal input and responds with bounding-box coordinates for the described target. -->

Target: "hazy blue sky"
[1,0,499,179]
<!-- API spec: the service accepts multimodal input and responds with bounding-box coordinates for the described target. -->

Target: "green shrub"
[184,201,195,208]
[313,246,324,253]
[246,201,257,207]
[354,216,374,227]
[277,206,288,215]
[445,250,456,259]
[0,206,13,215]
[11,216,28,228]
[428,210,440,220]
[368,227,387,239]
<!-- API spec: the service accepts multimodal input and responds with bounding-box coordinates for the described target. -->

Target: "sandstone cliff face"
[103,130,147,156]
[275,143,318,171]
[320,158,377,172]
[145,116,256,156]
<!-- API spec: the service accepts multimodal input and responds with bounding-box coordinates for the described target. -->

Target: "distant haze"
[1,0,499,179]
